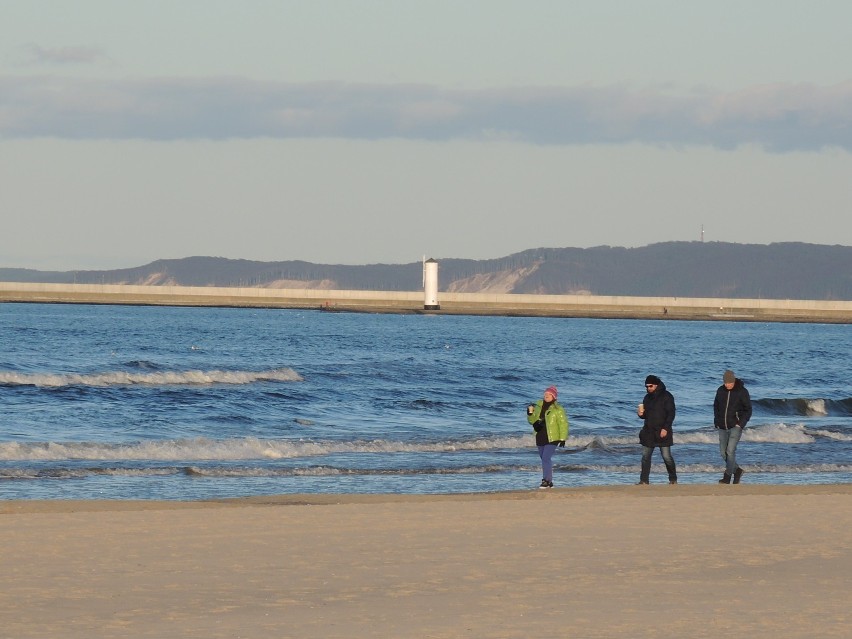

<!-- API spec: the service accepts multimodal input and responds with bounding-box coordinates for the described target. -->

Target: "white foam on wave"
[0,435,536,462]
[607,423,828,446]
[569,425,821,447]
[2,422,836,462]
[742,423,815,444]
[803,399,828,416]
[0,367,303,387]
[804,428,852,442]
[561,428,817,448]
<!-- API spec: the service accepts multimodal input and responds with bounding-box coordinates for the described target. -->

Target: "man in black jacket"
[713,370,752,484]
[637,375,677,485]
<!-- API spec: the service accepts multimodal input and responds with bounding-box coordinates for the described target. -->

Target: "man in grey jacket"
[713,370,752,484]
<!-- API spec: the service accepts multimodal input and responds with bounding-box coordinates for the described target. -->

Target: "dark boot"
[719,472,732,484]
[733,468,744,484]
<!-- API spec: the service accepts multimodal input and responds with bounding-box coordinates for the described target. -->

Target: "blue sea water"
[1,302,850,500]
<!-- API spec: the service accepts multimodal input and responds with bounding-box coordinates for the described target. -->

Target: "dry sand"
[2,484,850,639]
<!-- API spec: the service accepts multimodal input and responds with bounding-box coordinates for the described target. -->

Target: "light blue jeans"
[538,444,558,482]
[719,426,743,475]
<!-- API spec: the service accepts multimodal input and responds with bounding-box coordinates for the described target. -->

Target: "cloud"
[20,44,107,66]
[1,76,850,152]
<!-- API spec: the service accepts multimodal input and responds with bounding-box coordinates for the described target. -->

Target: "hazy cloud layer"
[19,44,107,66]
[2,76,851,152]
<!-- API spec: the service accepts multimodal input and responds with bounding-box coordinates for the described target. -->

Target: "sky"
[2,0,851,270]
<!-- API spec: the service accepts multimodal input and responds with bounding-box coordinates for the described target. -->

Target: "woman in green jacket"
[526,385,569,488]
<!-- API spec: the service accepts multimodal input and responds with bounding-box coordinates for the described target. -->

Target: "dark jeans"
[640,445,677,483]
[538,444,558,482]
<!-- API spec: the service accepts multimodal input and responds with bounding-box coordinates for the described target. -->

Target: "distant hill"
[2,242,850,300]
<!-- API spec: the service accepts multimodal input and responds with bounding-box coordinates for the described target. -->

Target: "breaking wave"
[0,436,532,462]
[754,397,852,417]
[0,367,303,388]
[1,422,847,464]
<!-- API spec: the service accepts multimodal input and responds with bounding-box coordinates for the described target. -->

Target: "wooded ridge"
[2,242,850,300]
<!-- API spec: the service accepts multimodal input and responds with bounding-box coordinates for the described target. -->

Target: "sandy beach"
[0,485,849,638]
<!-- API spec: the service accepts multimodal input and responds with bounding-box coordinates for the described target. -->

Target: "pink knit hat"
[544,385,558,400]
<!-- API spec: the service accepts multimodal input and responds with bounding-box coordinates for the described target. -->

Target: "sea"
[1,302,850,500]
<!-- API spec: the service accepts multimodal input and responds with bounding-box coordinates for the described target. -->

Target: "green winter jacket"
[527,400,569,443]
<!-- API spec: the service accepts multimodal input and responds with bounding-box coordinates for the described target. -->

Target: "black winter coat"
[714,379,752,429]
[638,381,676,447]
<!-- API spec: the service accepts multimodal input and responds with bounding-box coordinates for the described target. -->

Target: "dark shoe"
[719,473,732,484]
[733,468,744,484]
[669,480,678,485]
[539,479,553,489]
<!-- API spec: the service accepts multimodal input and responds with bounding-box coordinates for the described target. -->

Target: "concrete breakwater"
[1,281,850,323]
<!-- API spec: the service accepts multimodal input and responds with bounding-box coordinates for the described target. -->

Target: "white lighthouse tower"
[423,257,440,310]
